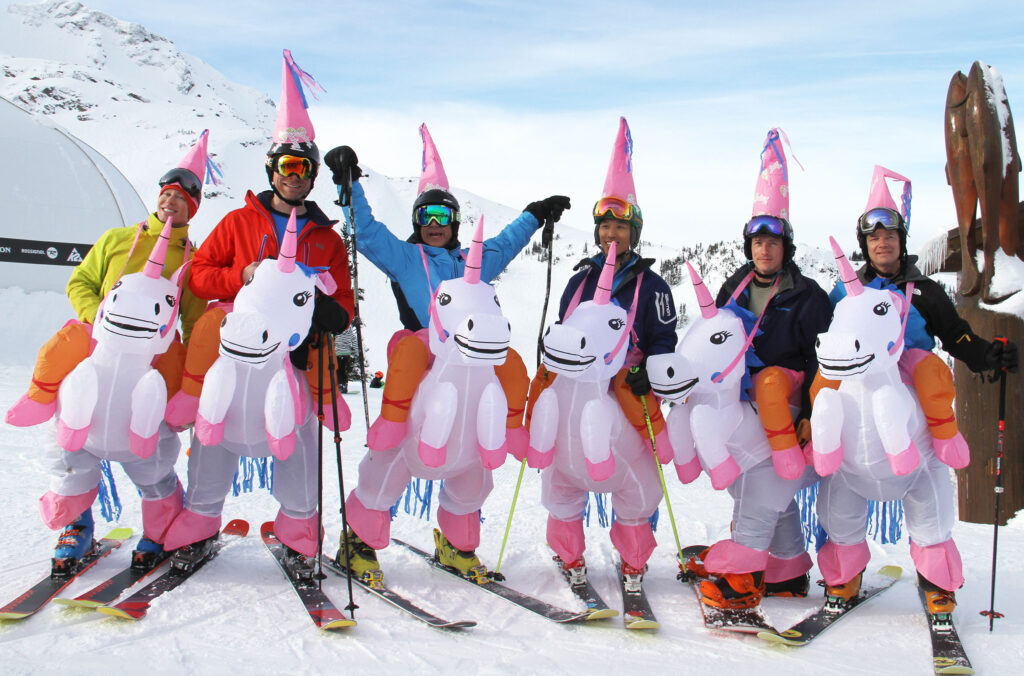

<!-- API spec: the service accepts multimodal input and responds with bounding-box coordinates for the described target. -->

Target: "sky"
[5,0,1024,252]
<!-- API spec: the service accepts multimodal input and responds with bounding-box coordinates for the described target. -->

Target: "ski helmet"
[742,215,796,265]
[592,197,643,249]
[411,188,461,245]
[265,140,320,205]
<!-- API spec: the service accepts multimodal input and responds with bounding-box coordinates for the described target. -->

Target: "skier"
[161,51,354,569]
[6,131,214,570]
[368,371,384,389]
[695,128,832,609]
[528,117,677,590]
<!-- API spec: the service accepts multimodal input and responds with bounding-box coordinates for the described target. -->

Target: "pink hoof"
[674,455,703,484]
[705,540,770,575]
[274,511,321,557]
[586,454,615,482]
[165,391,199,428]
[479,442,507,470]
[6,394,57,427]
[888,441,920,476]
[647,427,674,464]
[345,493,391,550]
[910,539,964,591]
[817,540,870,587]
[707,456,741,490]
[56,420,89,451]
[130,431,159,459]
[813,447,843,477]
[367,418,406,451]
[547,517,585,565]
[39,488,98,530]
[163,509,222,551]
[772,445,806,480]
[268,430,296,461]
[527,445,554,469]
[195,413,224,446]
[320,399,352,433]
[933,434,970,469]
[506,426,529,461]
[418,439,446,467]
[141,482,183,543]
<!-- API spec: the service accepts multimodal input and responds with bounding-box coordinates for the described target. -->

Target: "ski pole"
[536,216,555,369]
[337,167,371,437]
[635,374,683,564]
[981,337,1009,631]
[315,334,326,589]
[492,458,527,581]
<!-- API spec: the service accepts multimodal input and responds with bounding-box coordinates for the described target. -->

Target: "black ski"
[55,549,171,609]
[678,544,772,633]
[620,561,658,630]
[553,556,618,621]
[322,556,475,629]
[756,565,901,646]
[260,522,355,631]
[0,527,132,620]
[96,519,249,621]
[918,585,973,675]
[391,537,589,624]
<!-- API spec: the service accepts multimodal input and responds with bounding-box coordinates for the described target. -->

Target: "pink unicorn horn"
[593,241,617,305]
[829,236,863,296]
[143,216,174,279]
[463,215,485,284]
[686,261,718,319]
[277,208,298,272]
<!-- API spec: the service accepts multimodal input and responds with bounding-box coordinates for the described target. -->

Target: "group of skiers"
[5,49,1020,629]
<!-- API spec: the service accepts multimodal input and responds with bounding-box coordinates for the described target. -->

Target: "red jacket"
[189,190,355,319]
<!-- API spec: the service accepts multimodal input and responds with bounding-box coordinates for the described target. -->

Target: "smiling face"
[95,273,178,356]
[271,169,312,208]
[866,228,901,275]
[156,188,190,225]
[420,222,454,248]
[428,277,510,365]
[597,218,632,261]
[541,301,628,383]
[750,234,784,278]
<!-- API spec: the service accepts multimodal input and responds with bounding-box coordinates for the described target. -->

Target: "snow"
[3,2,1024,674]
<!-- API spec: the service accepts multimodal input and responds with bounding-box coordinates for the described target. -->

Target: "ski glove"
[524,195,571,227]
[324,146,362,185]
[311,292,351,335]
[625,364,652,397]
[985,338,1019,374]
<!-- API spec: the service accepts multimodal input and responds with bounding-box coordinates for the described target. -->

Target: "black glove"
[524,195,571,226]
[311,292,350,335]
[985,339,1019,374]
[323,146,362,185]
[625,365,652,396]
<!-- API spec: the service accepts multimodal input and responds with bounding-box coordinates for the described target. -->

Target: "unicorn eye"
[710,331,731,345]
[293,291,312,307]
[111,281,122,290]
[873,302,890,316]
[608,318,625,330]
[165,295,175,307]
[438,293,452,306]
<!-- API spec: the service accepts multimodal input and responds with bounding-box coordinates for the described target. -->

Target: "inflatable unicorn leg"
[163,439,239,549]
[274,510,321,557]
[494,347,530,461]
[39,487,99,530]
[705,540,770,575]
[367,334,429,451]
[141,480,183,544]
[765,552,813,584]
[766,497,813,582]
[910,539,965,592]
[163,509,222,550]
[903,349,969,468]
[436,507,481,552]
[817,540,871,587]
[546,517,586,565]
[609,521,657,570]
[754,367,807,480]
[345,492,393,550]
[613,369,674,464]
[7,320,92,427]
[434,466,494,551]
[166,307,225,428]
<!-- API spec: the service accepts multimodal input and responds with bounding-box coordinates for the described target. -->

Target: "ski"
[260,523,356,631]
[677,545,772,633]
[620,561,658,629]
[55,549,171,609]
[0,527,132,620]
[322,556,475,630]
[391,537,589,624]
[756,565,902,646]
[96,519,249,621]
[552,556,618,621]
[918,585,973,675]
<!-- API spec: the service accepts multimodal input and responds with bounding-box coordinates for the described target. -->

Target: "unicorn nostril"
[153,303,160,315]
[815,338,820,349]
[580,337,586,349]
[667,367,675,378]
[468,319,474,331]
[262,331,269,343]
[855,340,860,351]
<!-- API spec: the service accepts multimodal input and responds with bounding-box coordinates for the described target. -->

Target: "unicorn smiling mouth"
[651,377,698,398]
[818,353,876,375]
[220,339,281,363]
[542,346,596,371]
[103,313,159,338]
[453,334,509,360]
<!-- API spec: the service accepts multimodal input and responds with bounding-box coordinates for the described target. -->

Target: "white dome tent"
[0,96,147,292]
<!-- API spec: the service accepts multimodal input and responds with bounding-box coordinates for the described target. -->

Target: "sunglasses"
[415,204,456,227]
[858,207,903,234]
[273,155,314,180]
[158,168,202,200]
[593,196,642,226]
[744,215,793,239]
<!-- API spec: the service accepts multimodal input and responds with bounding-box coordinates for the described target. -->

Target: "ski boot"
[51,510,96,577]
[766,572,810,598]
[919,573,956,629]
[130,536,167,571]
[336,529,383,589]
[699,571,765,609]
[282,545,317,582]
[170,534,218,574]
[621,560,647,594]
[554,555,587,587]
[824,570,863,611]
[433,528,488,585]
[678,546,710,581]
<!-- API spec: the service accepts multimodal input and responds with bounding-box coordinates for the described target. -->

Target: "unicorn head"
[816,237,908,381]
[219,209,336,368]
[541,242,629,383]
[427,216,510,365]
[94,217,183,356]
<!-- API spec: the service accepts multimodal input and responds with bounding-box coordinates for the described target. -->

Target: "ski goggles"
[414,204,456,227]
[593,196,642,227]
[272,155,314,180]
[857,207,903,234]
[158,168,202,200]
[744,215,793,240]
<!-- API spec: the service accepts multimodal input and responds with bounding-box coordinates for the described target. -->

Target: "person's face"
[272,168,312,204]
[156,188,190,225]
[866,228,901,274]
[751,234,784,277]
[597,218,632,260]
[420,222,453,248]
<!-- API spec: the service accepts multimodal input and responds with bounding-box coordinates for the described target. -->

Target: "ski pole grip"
[542,216,554,247]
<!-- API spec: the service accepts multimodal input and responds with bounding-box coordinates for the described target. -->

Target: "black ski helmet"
[856,210,908,267]
[265,140,320,205]
[411,188,461,242]
[742,216,796,266]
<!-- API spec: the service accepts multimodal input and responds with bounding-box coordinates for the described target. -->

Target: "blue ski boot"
[52,509,95,576]
[131,536,166,570]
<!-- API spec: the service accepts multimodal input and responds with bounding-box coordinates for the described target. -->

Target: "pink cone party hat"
[272,49,324,148]
[864,165,912,228]
[160,130,221,218]
[463,215,485,284]
[418,123,450,194]
[601,117,638,206]
[751,128,801,220]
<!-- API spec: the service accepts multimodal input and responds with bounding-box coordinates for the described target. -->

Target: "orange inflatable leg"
[525,364,557,428]
[612,367,665,437]
[27,322,92,404]
[305,336,340,409]
[180,307,225,398]
[153,340,186,399]
[494,348,529,429]
[809,370,839,406]
[912,353,960,440]
[754,366,798,452]
[380,335,430,424]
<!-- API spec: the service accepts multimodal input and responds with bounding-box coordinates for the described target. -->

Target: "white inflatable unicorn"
[528,241,663,576]
[811,237,964,596]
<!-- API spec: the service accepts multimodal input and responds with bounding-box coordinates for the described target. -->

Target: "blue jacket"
[342,181,542,330]
[558,252,678,358]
